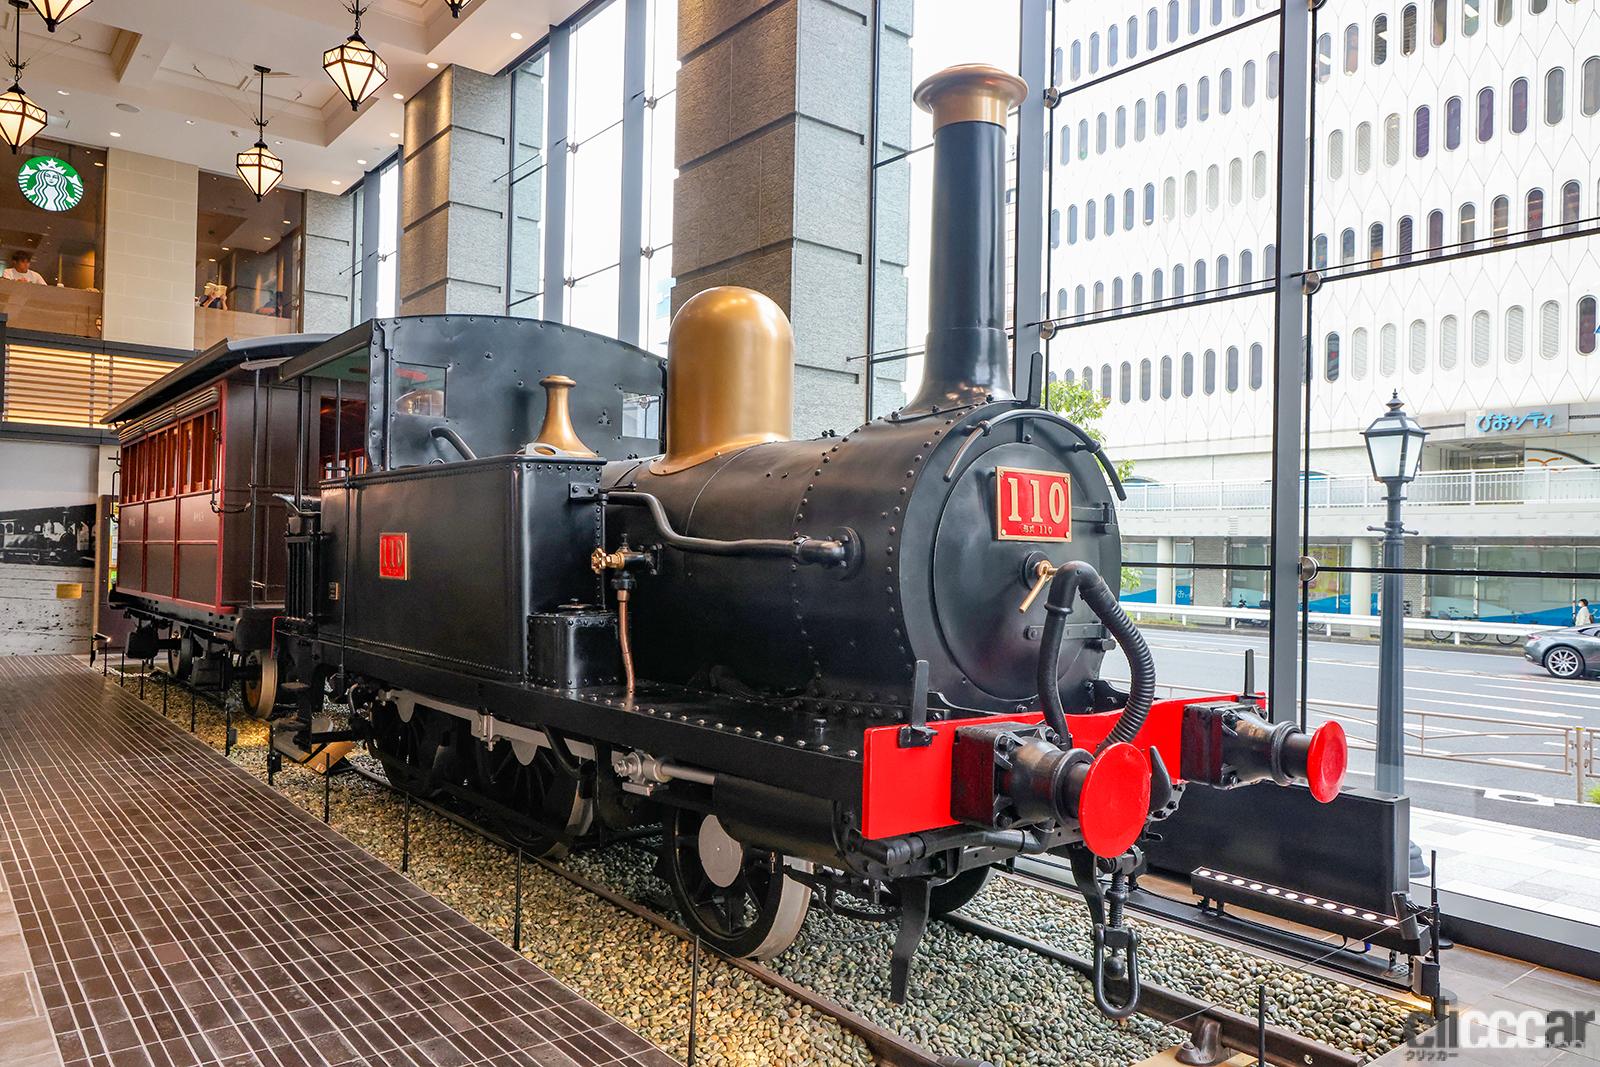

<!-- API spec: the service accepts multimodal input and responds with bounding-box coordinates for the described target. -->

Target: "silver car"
[1524,626,1600,679]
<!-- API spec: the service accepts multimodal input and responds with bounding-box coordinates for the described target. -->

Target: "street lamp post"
[1363,392,1430,879]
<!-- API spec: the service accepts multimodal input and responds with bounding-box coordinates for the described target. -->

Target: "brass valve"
[591,547,629,574]
[1018,559,1059,614]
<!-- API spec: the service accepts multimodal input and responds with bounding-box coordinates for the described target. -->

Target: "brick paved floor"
[0,655,676,1067]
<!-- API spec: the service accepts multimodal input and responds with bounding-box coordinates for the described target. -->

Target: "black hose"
[1036,561,1155,753]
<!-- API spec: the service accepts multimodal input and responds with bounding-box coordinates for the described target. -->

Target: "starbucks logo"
[18,156,84,212]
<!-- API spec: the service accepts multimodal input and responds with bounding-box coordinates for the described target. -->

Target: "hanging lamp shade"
[236,140,283,200]
[323,33,387,110]
[446,0,470,16]
[0,82,45,153]
[28,0,93,31]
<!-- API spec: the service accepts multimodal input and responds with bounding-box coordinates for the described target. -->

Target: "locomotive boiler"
[257,62,1348,1014]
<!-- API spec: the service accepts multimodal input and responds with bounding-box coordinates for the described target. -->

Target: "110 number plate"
[994,466,1072,542]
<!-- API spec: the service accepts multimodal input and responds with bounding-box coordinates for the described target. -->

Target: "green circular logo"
[18,156,84,212]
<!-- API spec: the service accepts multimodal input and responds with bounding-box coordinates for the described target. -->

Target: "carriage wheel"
[472,735,591,854]
[662,809,812,959]
[175,632,198,680]
[240,651,279,718]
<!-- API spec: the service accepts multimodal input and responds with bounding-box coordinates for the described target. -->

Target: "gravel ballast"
[126,670,1415,1067]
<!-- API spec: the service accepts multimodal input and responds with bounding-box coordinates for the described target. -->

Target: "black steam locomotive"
[112,63,1346,1013]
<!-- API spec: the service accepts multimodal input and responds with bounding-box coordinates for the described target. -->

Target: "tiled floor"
[0,655,676,1067]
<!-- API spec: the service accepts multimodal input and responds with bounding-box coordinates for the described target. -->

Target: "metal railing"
[1123,601,1549,643]
[1121,466,1600,512]
[1144,680,1599,802]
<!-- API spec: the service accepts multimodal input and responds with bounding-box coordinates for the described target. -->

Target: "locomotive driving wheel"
[472,736,591,854]
[662,809,812,959]
[369,701,450,797]
[174,631,198,680]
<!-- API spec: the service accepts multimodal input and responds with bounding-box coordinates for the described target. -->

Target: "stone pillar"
[1350,537,1374,617]
[102,149,199,350]
[399,65,511,315]
[302,191,354,333]
[673,0,877,437]
[1156,535,1176,605]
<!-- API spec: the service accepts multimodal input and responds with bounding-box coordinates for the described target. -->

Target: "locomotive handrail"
[606,489,855,566]
[942,405,1128,501]
[429,425,478,462]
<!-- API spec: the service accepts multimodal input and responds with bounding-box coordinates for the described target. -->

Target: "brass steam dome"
[651,286,794,475]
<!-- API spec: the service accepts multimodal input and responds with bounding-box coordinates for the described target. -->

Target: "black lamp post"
[1362,392,1430,879]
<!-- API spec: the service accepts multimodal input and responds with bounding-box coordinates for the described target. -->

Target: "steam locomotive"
[109,63,1346,1012]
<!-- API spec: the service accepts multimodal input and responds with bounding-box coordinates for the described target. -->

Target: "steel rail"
[133,665,1378,1067]
[341,764,951,1067]
[342,763,1376,1067]
[939,910,1364,1067]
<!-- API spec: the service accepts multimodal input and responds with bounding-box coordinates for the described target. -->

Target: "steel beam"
[1266,0,1312,725]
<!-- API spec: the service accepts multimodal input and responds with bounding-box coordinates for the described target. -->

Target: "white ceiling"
[13,0,587,194]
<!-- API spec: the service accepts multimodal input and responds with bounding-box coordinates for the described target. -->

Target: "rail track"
[110,661,1381,1067]
[337,760,1369,1067]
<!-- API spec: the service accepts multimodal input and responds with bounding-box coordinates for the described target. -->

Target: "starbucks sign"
[18,156,84,212]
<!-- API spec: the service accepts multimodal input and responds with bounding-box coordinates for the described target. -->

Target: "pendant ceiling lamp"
[27,0,91,32]
[446,0,470,16]
[0,1,45,154]
[324,1,386,111]
[236,65,283,201]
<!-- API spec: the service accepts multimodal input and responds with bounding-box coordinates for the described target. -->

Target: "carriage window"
[623,392,662,439]
[394,363,447,416]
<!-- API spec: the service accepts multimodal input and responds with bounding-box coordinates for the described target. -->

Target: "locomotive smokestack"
[907,64,1029,412]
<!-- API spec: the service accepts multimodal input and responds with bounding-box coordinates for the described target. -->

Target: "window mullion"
[616,0,648,345]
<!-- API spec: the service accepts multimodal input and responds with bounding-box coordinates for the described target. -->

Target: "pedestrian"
[1578,598,1594,626]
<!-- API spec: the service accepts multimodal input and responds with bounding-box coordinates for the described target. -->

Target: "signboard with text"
[1465,404,1569,438]
[995,466,1073,542]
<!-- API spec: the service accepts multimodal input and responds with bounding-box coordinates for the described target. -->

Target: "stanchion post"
[1576,726,1587,804]
[161,674,168,718]
[513,848,523,953]
[687,936,701,1067]
[119,648,125,686]
[1255,985,1267,1067]
[190,688,196,732]
[401,792,411,874]
[323,766,331,823]
[139,663,146,700]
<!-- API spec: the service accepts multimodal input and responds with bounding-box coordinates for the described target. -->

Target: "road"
[1098,625,1600,839]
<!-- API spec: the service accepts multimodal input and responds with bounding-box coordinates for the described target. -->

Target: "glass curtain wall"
[868,0,1600,937]
[867,2,1023,418]
[506,0,679,352]
[1302,0,1600,928]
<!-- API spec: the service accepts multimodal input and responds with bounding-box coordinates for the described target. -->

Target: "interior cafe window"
[195,172,304,350]
[0,136,107,337]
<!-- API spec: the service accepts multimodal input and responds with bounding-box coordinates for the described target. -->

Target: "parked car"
[1524,626,1600,679]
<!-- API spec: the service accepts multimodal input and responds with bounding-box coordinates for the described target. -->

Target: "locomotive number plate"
[378,532,410,580]
[995,466,1072,542]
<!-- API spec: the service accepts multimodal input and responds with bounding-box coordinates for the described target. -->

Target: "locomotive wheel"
[370,701,450,797]
[928,866,994,917]
[662,809,812,959]
[472,736,591,854]
[240,651,279,718]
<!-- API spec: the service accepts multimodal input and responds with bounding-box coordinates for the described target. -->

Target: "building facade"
[1048,0,1600,624]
